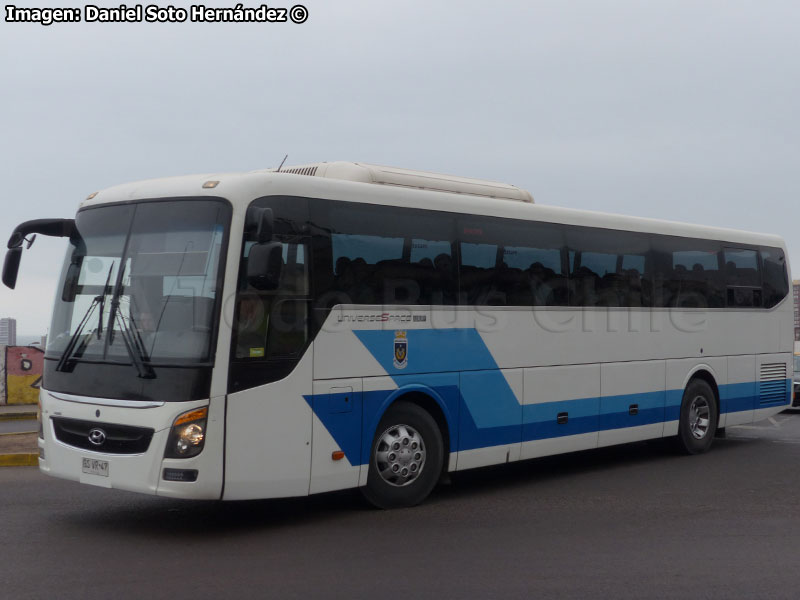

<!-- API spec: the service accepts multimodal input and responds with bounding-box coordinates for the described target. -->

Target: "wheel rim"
[689,395,711,440]
[374,423,426,487]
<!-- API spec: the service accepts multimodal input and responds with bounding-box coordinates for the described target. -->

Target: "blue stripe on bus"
[306,380,789,465]
[306,328,791,465]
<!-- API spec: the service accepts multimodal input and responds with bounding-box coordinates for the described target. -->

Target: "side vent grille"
[281,166,318,177]
[759,363,788,405]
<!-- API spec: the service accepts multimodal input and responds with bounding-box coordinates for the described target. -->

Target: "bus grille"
[759,363,788,405]
[52,417,154,455]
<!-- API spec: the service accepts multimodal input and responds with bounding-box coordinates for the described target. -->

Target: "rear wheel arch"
[395,391,451,473]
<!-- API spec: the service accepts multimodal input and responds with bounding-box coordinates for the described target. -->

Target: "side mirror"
[247,242,283,290]
[2,247,22,289]
[4,217,77,291]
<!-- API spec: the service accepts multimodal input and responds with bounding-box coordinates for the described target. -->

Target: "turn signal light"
[332,451,345,461]
[173,407,208,426]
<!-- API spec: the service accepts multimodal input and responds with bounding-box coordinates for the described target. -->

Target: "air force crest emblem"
[393,330,408,369]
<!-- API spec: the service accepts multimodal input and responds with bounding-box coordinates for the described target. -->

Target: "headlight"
[165,407,208,459]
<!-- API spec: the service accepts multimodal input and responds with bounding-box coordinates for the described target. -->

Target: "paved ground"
[0,405,37,456]
[3,412,800,599]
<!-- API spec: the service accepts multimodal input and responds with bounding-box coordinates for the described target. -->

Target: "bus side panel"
[520,364,600,460]
[309,378,363,495]
[223,351,313,500]
[724,355,756,427]
[598,360,666,447]
[456,369,522,471]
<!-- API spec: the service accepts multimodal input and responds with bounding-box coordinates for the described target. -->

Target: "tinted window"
[723,248,760,287]
[411,239,451,264]
[319,202,457,306]
[459,218,567,306]
[333,234,403,266]
[504,246,561,272]
[229,196,315,393]
[674,250,718,271]
[654,238,724,308]
[622,254,646,273]
[581,252,617,277]
[310,197,784,312]
[567,227,651,307]
[761,246,788,309]
[458,223,501,305]
[461,242,497,269]
[234,239,310,359]
[233,197,311,361]
[723,247,761,308]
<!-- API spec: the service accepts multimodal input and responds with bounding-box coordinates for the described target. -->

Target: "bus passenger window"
[724,248,761,308]
[324,203,458,306]
[460,242,502,305]
[565,228,651,308]
[654,241,724,309]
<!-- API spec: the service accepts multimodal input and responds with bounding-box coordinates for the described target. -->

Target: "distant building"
[794,281,800,342]
[0,318,17,346]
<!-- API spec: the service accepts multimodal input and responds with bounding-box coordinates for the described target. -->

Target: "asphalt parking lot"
[3,412,800,599]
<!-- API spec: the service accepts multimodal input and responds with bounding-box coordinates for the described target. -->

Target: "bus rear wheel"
[362,401,443,509]
[676,378,718,455]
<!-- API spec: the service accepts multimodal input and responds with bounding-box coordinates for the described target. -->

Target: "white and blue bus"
[3,162,794,507]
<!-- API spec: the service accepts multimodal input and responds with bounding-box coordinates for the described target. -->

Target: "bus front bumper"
[38,390,225,500]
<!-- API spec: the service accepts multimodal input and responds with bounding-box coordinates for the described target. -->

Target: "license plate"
[82,458,109,478]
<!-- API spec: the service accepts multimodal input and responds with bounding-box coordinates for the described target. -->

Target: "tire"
[675,378,718,455]
[361,402,444,509]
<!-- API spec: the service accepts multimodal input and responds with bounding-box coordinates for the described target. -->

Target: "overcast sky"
[1,0,798,335]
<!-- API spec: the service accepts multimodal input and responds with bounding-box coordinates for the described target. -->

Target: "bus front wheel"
[362,402,443,509]
[676,378,718,455]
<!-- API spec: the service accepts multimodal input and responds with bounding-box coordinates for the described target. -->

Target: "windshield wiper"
[56,262,116,372]
[127,310,151,363]
[112,305,155,379]
[101,261,153,378]
[96,261,114,339]
[55,296,101,372]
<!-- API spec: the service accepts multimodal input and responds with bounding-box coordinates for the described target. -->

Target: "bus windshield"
[47,199,229,367]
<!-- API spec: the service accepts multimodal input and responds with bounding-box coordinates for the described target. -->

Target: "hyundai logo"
[88,428,107,446]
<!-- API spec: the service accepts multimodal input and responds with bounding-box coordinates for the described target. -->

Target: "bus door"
[224,196,313,500]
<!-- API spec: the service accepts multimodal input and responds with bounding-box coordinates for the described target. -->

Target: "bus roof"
[80,163,786,250]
